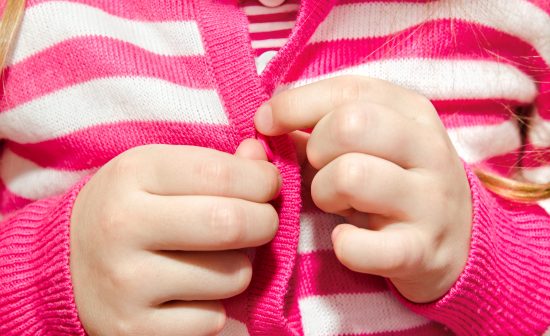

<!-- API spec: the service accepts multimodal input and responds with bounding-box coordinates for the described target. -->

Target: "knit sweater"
[0,0,549,335]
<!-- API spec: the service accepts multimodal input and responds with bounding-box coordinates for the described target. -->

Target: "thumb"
[235,138,268,161]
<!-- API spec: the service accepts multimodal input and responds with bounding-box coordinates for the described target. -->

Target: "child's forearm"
[398,165,550,335]
[0,178,88,336]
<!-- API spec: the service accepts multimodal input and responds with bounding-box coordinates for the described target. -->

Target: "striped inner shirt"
[241,0,299,72]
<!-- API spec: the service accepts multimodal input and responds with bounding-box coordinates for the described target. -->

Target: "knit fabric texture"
[1,0,550,335]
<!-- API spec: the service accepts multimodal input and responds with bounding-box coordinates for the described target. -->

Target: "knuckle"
[415,94,436,113]
[387,234,423,275]
[98,203,127,241]
[210,202,246,246]
[333,76,366,105]
[386,249,409,274]
[110,152,140,183]
[112,318,142,336]
[332,106,367,148]
[426,136,455,169]
[278,93,301,127]
[333,155,365,198]
[195,159,233,194]
[411,94,439,122]
[106,263,140,298]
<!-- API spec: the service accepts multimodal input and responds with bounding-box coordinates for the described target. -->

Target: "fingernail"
[255,103,273,133]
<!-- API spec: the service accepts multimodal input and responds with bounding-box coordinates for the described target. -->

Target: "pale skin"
[70,76,472,335]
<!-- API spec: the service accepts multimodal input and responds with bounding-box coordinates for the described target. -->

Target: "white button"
[258,0,286,7]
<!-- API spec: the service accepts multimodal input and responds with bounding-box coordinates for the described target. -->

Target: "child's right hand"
[69,141,280,336]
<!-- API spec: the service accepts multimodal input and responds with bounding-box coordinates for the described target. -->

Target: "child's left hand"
[255,76,473,303]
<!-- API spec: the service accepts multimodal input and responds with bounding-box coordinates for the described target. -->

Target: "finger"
[255,75,435,136]
[311,153,419,218]
[235,138,268,161]
[135,195,278,251]
[307,101,441,170]
[332,224,425,278]
[144,251,251,304]
[122,145,281,202]
[144,301,226,336]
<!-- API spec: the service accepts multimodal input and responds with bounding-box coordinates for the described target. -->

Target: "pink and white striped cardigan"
[1,0,550,335]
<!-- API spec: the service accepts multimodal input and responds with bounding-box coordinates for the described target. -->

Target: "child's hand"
[70,141,280,336]
[255,76,472,303]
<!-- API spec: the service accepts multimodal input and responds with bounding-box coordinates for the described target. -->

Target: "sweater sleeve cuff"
[0,176,92,335]
[391,164,550,335]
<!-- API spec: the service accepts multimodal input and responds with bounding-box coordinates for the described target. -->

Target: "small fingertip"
[254,103,273,134]
[332,224,344,243]
[331,224,352,257]
[235,138,268,161]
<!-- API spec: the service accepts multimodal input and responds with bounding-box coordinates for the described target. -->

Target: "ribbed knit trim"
[260,0,337,94]
[392,164,550,335]
[0,176,91,335]
[195,2,338,334]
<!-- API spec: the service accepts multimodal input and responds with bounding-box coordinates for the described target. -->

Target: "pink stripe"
[247,12,297,24]
[26,0,196,21]
[0,37,213,111]
[250,29,293,40]
[477,151,522,177]
[296,251,388,298]
[8,122,240,170]
[536,83,550,118]
[223,293,248,324]
[0,179,33,215]
[522,143,550,169]
[434,100,521,129]
[526,0,550,14]
[254,47,282,56]
[284,19,548,83]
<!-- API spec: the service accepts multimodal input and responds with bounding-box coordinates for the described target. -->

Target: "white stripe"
[538,199,550,216]
[0,77,228,144]
[243,4,300,15]
[10,1,204,65]
[447,121,521,163]
[255,50,278,74]
[251,38,288,49]
[1,150,95,200]
[528,110,550,148]
[312,0,550,64]
[299,211,343,254]
[249,21,295,33]
[299,293,429,335]
[219,318,249,336]
[279,59,536,102]
[523,166,550,184]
